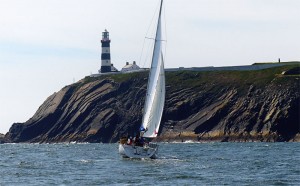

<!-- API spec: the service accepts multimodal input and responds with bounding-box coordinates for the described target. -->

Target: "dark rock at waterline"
[6,64,300,143]
[0,133,10,143]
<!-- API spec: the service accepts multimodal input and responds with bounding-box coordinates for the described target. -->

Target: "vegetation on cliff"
[5,64,300,143]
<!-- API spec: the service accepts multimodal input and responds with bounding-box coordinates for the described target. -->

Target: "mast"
[152,0,163,61]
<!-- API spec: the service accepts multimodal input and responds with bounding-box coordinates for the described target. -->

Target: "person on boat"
[139,126,148,137]
[140,137,145,146]
[120,136,128,144]
[134,134,140,146]
[135,134,147,147]
[127,136,132,145]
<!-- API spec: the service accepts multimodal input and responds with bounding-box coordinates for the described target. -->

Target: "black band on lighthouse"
[101,42,110,47]
[101,66,111,73]
[101,53,111,60]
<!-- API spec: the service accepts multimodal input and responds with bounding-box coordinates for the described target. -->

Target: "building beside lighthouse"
[121,61,141,72]
[99,29,118,73]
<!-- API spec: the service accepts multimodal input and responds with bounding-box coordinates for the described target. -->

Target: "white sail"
[118,0,165,159]
[141,0,165,138]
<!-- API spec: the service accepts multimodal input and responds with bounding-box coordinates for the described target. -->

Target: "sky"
[0,0,299,133]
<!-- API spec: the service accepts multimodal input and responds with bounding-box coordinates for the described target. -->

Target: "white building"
[121,61,141,72]
[110,64,118,72]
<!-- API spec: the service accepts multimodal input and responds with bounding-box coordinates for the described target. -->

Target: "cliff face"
[0,133,10,143]
[6,65,300,143]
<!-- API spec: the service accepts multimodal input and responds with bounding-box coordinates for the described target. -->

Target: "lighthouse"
[100,29,112,73]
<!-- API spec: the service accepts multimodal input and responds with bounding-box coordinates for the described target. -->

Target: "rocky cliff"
[5,64,300,143]
[0,133,10,143]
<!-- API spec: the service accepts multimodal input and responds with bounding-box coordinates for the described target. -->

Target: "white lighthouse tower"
[99,29,112,73]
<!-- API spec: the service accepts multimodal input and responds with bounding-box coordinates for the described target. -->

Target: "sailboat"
[119,0,165,159]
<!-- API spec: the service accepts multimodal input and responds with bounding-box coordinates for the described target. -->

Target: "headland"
[3,62,300,143]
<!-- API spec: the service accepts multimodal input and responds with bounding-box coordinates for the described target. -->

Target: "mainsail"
[141,0,165,138]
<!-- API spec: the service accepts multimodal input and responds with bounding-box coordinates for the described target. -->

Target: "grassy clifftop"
[167,64,299,87]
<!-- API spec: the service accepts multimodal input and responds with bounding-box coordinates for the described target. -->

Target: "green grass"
[166,64,300,93]
[72,64,299,94]
[108,71,148,83]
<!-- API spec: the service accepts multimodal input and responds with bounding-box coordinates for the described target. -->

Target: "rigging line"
[139,37,154,68]
[145,1,160,39]
[144,36,166,69]
[141,40,148,68]
[146,37,167,42]
[142,37,155,68]
[163,2,168,67]
[138,37,146,67]
[142,40,154,69]
[145,37,154,40]
[140,1,161,68]
[163,2,167,42]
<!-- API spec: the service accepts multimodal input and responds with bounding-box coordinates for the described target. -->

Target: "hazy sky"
[0,0,299,133]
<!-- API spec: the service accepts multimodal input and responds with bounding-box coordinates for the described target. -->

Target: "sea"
[0,142,299,185]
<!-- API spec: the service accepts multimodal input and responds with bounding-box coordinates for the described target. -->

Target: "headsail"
[141,0,165,138]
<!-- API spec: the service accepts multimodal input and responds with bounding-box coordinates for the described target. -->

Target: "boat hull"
[119,143,158,159]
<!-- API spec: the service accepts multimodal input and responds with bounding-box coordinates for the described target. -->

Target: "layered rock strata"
[6,65,300,143]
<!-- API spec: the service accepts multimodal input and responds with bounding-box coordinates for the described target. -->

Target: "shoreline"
[1,133,299,144]
[154,131,300,143]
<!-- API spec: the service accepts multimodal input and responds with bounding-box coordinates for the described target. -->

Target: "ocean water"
[0,143,299,185]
